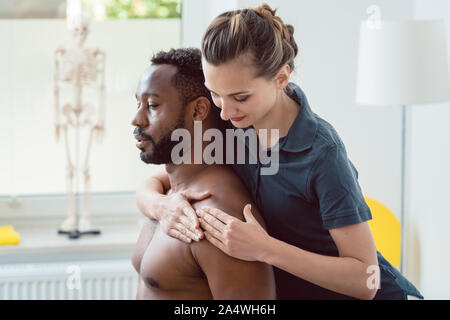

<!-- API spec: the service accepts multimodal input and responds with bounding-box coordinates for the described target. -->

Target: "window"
[0,0,182,217]
[101,0,181,19]
[0,0,181,19]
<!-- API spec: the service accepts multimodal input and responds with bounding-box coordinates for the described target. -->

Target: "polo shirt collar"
[279,83,318,153]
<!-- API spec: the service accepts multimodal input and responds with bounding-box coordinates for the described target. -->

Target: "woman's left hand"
[197,204,271,262]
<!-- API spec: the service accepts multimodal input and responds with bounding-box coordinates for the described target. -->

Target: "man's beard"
[138,112,185,165]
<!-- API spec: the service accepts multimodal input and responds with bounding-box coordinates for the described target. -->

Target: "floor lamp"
[355,20,450,274]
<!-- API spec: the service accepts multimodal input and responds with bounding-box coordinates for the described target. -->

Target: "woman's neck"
[253,87,300,149]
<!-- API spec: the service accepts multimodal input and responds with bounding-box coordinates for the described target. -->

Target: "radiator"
[0,259,139,300]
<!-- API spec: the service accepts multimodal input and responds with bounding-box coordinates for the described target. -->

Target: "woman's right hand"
[158,189,210,244]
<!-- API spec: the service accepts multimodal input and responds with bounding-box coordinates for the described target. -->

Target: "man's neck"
[165,163,209,193]
[165,120,219,192]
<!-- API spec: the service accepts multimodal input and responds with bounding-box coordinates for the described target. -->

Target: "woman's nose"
[220,101,236,121]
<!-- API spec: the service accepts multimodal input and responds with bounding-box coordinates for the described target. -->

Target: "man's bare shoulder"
[191,165,255,221]
[196,165,245,190]
[186,166,275,299]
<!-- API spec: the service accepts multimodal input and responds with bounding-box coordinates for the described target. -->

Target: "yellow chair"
[364,197,401,268]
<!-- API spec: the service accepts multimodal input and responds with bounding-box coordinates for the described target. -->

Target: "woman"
[136,3,423,300]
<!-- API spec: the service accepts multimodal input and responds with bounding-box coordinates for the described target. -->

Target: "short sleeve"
[309,144,372,230]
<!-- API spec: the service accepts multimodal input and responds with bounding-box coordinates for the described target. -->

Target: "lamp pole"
[400,104,406,274]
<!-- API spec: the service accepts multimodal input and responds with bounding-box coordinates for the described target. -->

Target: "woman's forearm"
[135,175,167,221]
[136,167,207,243]
[261,237,378,300]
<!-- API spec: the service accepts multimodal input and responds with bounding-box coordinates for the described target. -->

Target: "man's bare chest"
[136,223,207,292]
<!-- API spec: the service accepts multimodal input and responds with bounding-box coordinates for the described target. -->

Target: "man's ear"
[274,64,291,90]
[188,97,211,121]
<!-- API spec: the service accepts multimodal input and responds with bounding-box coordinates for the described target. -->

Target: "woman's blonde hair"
[201,3,299,79]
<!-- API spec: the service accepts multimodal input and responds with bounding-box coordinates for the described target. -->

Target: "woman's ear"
[274,64,291,90]
[188,97,211,121]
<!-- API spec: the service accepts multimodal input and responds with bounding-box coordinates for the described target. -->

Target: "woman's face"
[202,56,278,128]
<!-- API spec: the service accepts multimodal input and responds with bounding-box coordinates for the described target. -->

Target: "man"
[131,48,276,299]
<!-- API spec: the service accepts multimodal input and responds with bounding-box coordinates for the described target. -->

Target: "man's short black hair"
[151,48,218,116]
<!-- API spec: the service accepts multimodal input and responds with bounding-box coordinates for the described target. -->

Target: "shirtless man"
[131,48,276,299]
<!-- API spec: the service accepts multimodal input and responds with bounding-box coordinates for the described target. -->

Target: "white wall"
[181,0,238,47]
[0,19,180,196]
[409,0,450,300]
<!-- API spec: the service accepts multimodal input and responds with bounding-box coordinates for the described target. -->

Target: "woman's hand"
[197,204,271,261]
[158,190,210,244]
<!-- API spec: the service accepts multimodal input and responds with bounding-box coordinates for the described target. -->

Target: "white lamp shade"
[356,20,450,105]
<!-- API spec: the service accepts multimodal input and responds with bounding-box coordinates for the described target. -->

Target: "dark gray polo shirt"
[227,83,423,300]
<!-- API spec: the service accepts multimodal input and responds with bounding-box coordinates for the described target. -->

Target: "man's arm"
[190,175,276,299]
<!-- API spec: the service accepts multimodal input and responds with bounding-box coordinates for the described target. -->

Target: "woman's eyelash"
[210,91,249,103]
[235,96,249,103]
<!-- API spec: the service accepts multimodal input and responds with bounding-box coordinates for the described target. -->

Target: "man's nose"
[131,105,149,128]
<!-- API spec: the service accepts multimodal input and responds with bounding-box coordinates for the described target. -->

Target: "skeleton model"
[54,12,105,239]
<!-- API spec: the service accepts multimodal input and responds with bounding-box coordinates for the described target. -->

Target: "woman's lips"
[230,116,246,122]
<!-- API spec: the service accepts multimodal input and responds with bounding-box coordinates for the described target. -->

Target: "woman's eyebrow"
[204,83,249,96]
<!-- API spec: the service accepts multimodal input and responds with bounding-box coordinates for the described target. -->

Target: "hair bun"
[253,2,277,19]
[286,24,294,36]
[202,2,299,77]
[253,3,290,42]
[285,24,298,56]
